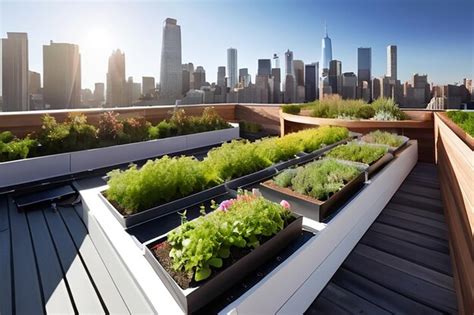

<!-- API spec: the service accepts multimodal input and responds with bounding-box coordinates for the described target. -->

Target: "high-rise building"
[94,83,105,103]
[217,66,226,87]
[2,32,29,111]
[258,59,272,77]
[321,25,333,77]
[239,68,250,87]
[182,63,194,88]
[142,76,155,95]
[125,77,141,105]
[272,68,282,103]
[106,49,126,107]
[193,66,206,90]
[160,18,182,103]
[342,72,357,100]
[284,74,296,103]
[372,77,381,100]
[357,47,371,101]
[43,41,81,109]
[387,45,397,80]
[28,71,41,95]
[182,69,190,95]
[227,48,238,88]
[255,75,270,103]
[305,64,317,102]
[293,60,305,102]
[329,60,342,96]
[285,50,294,77]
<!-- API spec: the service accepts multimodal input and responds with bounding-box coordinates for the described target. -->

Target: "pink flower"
[218,199,234,211]
[280,200,291,209]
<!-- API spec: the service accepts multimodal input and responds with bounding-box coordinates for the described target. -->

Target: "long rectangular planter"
[0,125,239,189]
[260,160,368,221]
[143,214,304,313]
[359,135,409,154]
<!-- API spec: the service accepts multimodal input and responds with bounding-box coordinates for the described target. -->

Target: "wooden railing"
[434,112,474,315]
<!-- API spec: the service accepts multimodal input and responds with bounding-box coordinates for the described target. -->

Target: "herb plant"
[361,130,405,148]
[326,142,388,164]
[281,104,302,115]
[166,193,293,282]
[446,111,474,136]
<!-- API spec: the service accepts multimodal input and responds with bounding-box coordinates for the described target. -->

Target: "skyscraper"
[258,59,272,76]
[305,64,317,102]
[387,45,397,80]
[94,83,105,103]
[142,76,155,95]
[321,24,333,77]
[239,68,250,87]
[293,60,305,102]
[329,60,342,96]
[43,41,81,109]
[28,71,41,95]
[285,50,294,77]
[193,66,206,90]
[160,18,182,103]
[342,72,357,99]
[227,48,238,88]
[106,49,126,107]
[272,68,282,103]
[357,47,372,101]
[217,66,226,87]
[2,32,29,111]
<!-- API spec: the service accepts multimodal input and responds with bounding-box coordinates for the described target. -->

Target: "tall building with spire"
[321,24,333,77]
[285,49,294,77]
[159,18,182,104]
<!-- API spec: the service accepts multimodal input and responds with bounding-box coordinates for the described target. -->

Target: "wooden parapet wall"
[281,110,435,163]
[0,104,237,138]
[434,112,474,315]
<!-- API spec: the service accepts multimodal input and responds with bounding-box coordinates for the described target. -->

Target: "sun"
[81,27,114,61]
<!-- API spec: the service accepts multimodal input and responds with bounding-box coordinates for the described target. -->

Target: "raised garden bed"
[260,159,368,221]
[142,194,303,313]
[101,127,355,228]
[360,130,409,154]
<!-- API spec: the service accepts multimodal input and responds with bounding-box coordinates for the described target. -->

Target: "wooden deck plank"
[354,244,455,292]
[386,202,446,222]
[59,206,130,314]
[391,191,444,213]
[382,208,448,231]
[398,183,442,200]
[343,252,458,313]
[316,283,391,314]
[332,268,443,314]
[377,213,448,240]
[27,210,75,315]
[0,197,12,315]
[43,208,105,314]
[8,197,44,315]
[360,230,453,276]
[370,222,449,254]
[305,295,352,315]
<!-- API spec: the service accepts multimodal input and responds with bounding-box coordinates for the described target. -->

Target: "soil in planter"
[152,217,295,290]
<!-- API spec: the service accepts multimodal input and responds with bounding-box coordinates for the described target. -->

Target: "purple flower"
[218,199,233,211]
[280,200,291,209]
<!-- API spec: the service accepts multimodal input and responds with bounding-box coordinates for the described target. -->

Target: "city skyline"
[1,0,473,94]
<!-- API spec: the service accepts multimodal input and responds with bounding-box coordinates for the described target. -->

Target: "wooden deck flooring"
[0,195,153,315]
[306,163,458,314]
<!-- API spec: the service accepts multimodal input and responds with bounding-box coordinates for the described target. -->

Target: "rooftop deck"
[0,162,458,314]
[307,163,458,314]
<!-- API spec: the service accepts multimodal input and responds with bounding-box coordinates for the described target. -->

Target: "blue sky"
[1,0,473,91]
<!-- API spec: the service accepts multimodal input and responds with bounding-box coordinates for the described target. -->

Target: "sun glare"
[82,28,113,59]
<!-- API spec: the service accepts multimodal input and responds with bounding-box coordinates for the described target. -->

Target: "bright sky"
[1,0,473,92]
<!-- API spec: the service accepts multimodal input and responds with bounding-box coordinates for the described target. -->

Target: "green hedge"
[446,111,474,137]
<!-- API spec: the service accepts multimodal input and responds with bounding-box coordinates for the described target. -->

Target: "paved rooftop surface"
[306,163,458,314]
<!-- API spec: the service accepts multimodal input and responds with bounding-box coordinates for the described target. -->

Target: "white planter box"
[0,153,70,188]
[0,125,239,189]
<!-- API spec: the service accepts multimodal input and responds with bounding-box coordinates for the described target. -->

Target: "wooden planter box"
[143,214,304,313]
[0,125,239,189]
[359,135,409,155]
[260,161,368,221]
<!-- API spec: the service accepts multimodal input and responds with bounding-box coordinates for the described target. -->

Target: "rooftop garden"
[0,107,231,162]
[361,130,406,148]
[105,126,350,214]
[325,142,388,165]
[282,96,408,121]
[446,111,474,137]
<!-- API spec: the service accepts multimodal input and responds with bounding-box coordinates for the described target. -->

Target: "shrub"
[274,168,297,187]
[197,107,231,131]
[106,156,213,214]
[120,117,150,143]
[285,126,349,152]
[326,142,388,164]
[446,111,474,136]
[361,130,404,147]
[239,121,263,133]
[371,98,406,121]
[166,193,293,282]
[0,137,38,162]
[289,159,362,200]
[282,104,302,115]
[97,111,123,142]
[356,105,376,119]
[0,131,14,143]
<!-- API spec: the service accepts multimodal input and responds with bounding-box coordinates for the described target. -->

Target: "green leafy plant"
[0,131,14,143]
[371,98,407,121]
[0,137,38,162]
[120,117,151,143]
[282,104,302,115]
[166,193,293,282]
[326,142,388,164]
[285,159,361,200]
[356,105,376,119]
[97,111,123,142]
[273,169,297,187]
[446,111,474,136]
[239,121,263,133]
[361,130,405,147]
